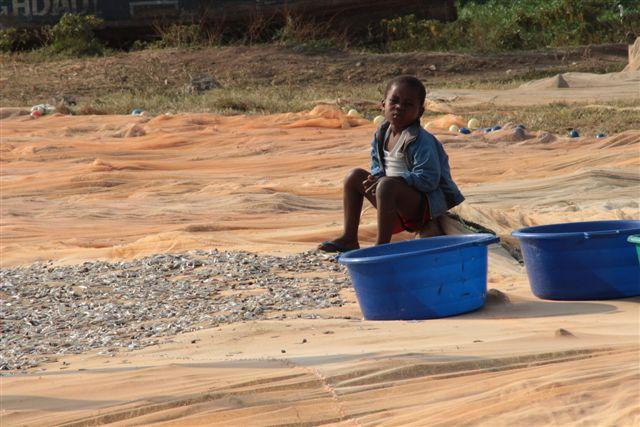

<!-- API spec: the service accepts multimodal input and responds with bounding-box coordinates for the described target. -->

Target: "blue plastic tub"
[512,220,640,300]
[338,234,499,320]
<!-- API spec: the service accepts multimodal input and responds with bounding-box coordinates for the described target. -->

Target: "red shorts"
[392,194,431,234]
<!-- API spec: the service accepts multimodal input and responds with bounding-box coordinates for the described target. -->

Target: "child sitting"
[318,75,465,253]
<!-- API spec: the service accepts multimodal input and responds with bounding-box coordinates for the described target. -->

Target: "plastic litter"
[188,74,221,93]
[459,127,471,134]
[131,109,143,116]
[596,133,606,138]
[448,124,460,133]
[373,115,385,126]
[430,114,465,130]
[30,104,55,118]
[628,234,640,264]
[569,130,579,138]
[491,125,502,131]
[467,118,480,129]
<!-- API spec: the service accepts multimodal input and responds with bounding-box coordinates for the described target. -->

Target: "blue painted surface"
[513,220,640,300]
[338,234,499,320]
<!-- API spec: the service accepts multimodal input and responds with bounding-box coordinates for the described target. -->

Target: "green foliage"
[1,28,30,52]
[154,24,215,48]
[272,15,345,51]
[0,28,49,52]
[49,13,105,56]
[152,21,232,48]
[150,14,343,50]
[382,0,640,52]
[130,39,149,51]
[2,1,637,56]
[381,15,463,51]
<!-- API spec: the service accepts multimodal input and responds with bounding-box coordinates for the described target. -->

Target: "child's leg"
[343,168,377,244]
[319,168,374,251]
[375,177,423,245]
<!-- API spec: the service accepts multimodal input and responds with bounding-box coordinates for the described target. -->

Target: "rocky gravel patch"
[0,250,350,372]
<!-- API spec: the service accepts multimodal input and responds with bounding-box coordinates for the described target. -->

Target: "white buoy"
[373,115,385,126]
[347,109,360,118]
[467,118,480,129]
[449,124,460,133]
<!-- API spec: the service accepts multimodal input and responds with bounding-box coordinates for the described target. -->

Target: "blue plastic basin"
[338,234,499,320]
[512,220,640,300]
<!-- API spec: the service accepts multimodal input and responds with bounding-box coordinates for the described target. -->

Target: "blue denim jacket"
[370,121,465,219]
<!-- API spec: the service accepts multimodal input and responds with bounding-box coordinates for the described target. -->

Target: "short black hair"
[384,75,427,106]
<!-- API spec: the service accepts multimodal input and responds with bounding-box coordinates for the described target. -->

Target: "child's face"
[382,83,424,131]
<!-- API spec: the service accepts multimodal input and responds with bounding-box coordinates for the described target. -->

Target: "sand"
[1,102,639,425]
[429,70,640,107]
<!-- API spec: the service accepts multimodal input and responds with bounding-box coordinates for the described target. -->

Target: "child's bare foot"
[317,237,360,253]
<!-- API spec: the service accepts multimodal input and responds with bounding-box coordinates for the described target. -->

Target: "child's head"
[382,75,426,131]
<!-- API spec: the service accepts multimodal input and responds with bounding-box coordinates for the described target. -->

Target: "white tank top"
[383,128,410,177]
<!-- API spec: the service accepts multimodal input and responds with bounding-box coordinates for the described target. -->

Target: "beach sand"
[1,96,639,424]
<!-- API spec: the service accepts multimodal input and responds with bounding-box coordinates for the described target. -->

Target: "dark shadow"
[0,395,121,411]
[182,353,375,369]
[5,366,151,378]
[5,356,374,379]
[463,299,621,319]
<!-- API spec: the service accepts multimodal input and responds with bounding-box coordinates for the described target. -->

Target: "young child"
[318,75,465,253]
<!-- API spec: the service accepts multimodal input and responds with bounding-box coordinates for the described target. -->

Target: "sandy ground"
[1,78,639,425]
[1,43,631,112]
[433,42,640,107]
[431,71,640,106]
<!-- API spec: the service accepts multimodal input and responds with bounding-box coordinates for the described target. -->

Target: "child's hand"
[363,175,379,196]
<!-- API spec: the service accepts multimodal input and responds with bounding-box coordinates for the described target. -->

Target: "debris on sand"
[52,94,77,107]
[188,74,222,94]
[519,73,570,89]
[127,123,147,137]
[486,289,511,305]
[555,328,576,338]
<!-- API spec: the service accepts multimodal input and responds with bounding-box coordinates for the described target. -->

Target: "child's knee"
[344,168,368,186]
[375,177,400,201]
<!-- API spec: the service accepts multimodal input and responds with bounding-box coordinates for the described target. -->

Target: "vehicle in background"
[1,0,457,41]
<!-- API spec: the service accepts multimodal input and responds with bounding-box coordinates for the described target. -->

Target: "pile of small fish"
[0,250,349,371]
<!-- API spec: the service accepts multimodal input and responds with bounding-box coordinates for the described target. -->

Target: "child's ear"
[380,99,385,110]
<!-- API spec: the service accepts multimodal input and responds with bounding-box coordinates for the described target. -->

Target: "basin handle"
[584,230,621,239]
[472,236,500,246]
